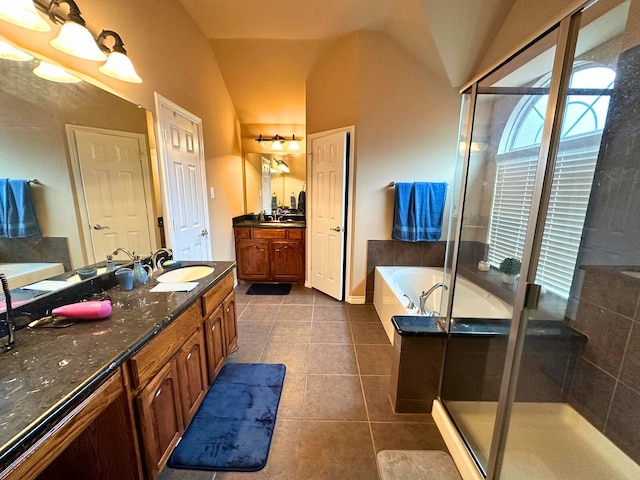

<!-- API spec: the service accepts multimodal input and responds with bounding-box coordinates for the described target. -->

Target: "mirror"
[0,45,160,306]
[243,152,306,215]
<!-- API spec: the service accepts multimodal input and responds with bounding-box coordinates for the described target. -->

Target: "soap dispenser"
[133,255,152,286]
[105,254,116,273]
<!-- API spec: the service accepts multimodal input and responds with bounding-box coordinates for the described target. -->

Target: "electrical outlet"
[210,187,215,199]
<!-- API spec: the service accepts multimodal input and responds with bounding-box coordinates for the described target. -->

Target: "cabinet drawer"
[287,229,304,240]
[234,228,251,239]
[253,229,286,239]
[201,272,234,317]
[129,302,201,390]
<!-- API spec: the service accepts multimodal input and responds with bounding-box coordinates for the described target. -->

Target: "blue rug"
[168,363,286,472]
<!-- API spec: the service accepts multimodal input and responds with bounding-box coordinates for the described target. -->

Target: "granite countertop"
[0,260,235,470]
[233,220,306,228]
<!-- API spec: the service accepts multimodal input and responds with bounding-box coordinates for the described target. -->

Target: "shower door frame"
[442,5,587,479]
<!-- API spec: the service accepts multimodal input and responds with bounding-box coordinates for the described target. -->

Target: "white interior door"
[310,131,347,300]
[72,128,153,262]
[157,97,211,261]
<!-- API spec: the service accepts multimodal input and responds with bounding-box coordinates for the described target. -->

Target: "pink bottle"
[51,300,112,320]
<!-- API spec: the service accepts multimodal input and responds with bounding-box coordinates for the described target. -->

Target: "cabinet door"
[204,305,226,385]
[236,239,270,280]
[175,328,208,426]
[223,292,238,354]
[270,240,304,281]
[136,359,183,479]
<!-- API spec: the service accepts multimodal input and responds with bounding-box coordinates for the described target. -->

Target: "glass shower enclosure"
[440,0,640,478]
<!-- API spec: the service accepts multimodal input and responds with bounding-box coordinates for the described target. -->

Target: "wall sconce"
[275,159,290,173]
[97,30,142,83]
[255,134,304,151]
[0,40,34,61]
[33,59,81,83]
[48,0,106,61]
[0,0,50,31]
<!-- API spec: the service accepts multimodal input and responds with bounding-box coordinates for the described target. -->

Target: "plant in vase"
[499,257,521,284]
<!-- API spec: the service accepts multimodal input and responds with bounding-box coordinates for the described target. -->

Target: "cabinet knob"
[186,352,192,361]
[154,387,163,399]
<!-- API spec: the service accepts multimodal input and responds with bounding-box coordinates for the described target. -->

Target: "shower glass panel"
[500,0,640,478]
[441,28,560,474]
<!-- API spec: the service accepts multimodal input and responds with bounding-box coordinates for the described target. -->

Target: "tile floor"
[158,284,448,480]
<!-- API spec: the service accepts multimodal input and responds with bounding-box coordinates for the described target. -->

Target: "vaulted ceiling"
[178,0,516,125]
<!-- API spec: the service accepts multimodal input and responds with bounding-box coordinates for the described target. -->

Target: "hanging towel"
[392,182,447,242]
[0,179,42,238]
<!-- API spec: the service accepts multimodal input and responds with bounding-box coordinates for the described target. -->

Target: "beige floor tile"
[310,321,353,344]
[297,421,378,479]
[308,344,358,374]
[281,293,315,305]
[356,344,394,375]
[347,304,382,322]
[313,292,343,305]
[351,322,392,345]
[269,321,312,343]
[260,341,309,373]
[225,342,265,364]
[370,422,448,453]
[362,375,433,422]
[303,375,367,420]
[238,304,279,322]
[276,305,314,321]
[244,294,284,305]
[312,305,348,322]
[236,322,273,344]
[158,467,215,480]
[278,374,307,419]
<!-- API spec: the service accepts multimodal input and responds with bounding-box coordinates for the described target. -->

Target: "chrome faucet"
[151,248,173,271]
[112,247,135,260]
[419,283,448,316]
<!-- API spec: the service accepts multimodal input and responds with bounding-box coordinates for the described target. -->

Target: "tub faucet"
[419,283,448,316]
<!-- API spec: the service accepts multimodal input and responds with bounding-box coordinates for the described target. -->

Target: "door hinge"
[524,282,541,310]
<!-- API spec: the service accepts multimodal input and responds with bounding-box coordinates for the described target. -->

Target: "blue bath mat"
[168,363,286,472]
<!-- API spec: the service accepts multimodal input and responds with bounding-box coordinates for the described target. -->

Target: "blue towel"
[0,179,41,238]
[392,182,447,242]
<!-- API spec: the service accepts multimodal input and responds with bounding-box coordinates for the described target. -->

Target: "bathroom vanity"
[0,262,237,480]
[233,216,305,283]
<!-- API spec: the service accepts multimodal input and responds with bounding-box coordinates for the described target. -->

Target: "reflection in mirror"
[0,41,160,307]
[244,153,306,215]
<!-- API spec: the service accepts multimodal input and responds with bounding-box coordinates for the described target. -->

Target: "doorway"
[155,94,211,261]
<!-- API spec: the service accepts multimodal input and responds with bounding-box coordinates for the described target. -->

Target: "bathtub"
[373,266,512,344]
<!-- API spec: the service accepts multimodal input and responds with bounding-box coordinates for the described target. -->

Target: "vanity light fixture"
[276,159,290,173]
[96,30,142,83]
[0,40,34,61]
[0,0,51,31]
[33,59,81,83]
[255,134,304,151]
[48,0,106,61]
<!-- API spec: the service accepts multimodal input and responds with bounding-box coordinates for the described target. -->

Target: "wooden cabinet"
[204,305,225,385]
[234,227,305,283]
[175,328,208,426]
[136,359,183,479]
[223,292,238,354]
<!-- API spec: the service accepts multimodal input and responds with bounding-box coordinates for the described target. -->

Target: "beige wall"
[307,31,460,301]
[0,0,242,262]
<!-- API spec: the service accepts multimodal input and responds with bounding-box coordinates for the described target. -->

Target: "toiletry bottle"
[132,255,151,286]
[290,192,296,209]
[271,192,277,210]
[105,254,116,273]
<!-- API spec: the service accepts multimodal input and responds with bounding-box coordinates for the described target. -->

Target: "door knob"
[93,224,110,230]
[200,229,209,236]
[330,226,343,232]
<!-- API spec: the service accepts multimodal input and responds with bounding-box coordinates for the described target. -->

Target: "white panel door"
[75,130,153,262]
[310,132,347,300]
[159,102,210,261]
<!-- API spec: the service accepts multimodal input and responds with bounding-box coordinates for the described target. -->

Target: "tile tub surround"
[0,237,72,272]
[0,261,236,470]
[158,286,450,480]
[568,265,640,464]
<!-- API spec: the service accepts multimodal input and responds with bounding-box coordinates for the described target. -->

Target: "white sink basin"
[157,266,214,283]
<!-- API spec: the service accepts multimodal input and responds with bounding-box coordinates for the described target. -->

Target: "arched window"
[488,64,615,297]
